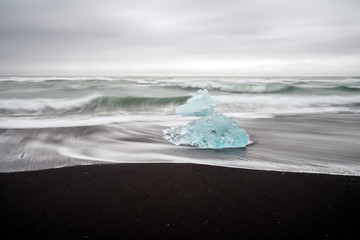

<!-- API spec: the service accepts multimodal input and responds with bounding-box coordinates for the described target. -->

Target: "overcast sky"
[0,0,360,76]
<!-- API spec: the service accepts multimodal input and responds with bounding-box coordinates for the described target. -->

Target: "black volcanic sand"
[1,164,360,240]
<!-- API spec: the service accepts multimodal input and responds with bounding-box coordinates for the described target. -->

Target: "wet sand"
[1,163,360,239]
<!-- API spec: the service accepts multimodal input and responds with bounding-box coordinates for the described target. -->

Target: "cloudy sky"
[0,0,359,75]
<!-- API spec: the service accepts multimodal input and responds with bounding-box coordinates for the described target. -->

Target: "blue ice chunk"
[176,89,216,116]
[163,113,249,148]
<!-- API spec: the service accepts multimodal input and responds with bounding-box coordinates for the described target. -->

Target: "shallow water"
[0,114,359,175]
[0,76,359,175]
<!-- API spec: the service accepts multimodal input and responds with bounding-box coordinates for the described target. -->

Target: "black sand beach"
[1,163,360,239]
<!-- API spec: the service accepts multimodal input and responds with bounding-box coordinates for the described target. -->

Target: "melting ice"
[176,89,216,116]
[163,112,249,148]
[164,89,249,149]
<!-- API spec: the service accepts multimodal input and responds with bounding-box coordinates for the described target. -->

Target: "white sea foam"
[0,115,194,129]
[177,81,290,93]
[57,143,360,176]
[213,94,360,115]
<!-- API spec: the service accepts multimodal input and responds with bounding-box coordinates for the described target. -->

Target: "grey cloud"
[0,0,360,75]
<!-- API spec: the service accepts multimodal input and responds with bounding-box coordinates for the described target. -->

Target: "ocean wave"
[0,95,190,116]
[84,95,189,111]
[163,82,360,94]
[333,85,360,92]
[0,76,118,82]
[163,82,292,93]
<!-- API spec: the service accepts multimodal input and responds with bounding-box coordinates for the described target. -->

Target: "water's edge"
[1,113,359,176]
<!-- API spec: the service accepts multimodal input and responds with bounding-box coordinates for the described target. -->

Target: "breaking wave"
[0,95,190,116]
[165,83,360,94]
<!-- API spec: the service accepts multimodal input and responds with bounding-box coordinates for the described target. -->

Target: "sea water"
[0,76,360,175]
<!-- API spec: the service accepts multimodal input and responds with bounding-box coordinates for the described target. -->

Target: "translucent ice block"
[163,113,249,148]
[176,89,216,116]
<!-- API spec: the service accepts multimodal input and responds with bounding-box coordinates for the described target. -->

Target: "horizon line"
[0,75,359,78]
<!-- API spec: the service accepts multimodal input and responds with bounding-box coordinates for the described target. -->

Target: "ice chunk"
[163,113,248,148]
[176,89,216,116]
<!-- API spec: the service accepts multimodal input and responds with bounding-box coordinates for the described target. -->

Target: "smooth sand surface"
[1,163,360,239]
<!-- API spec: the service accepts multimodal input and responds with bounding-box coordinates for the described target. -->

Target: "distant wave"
[163,82,360,94]
[0,95,190,116]
[0,76,117,82]
[333,85,360,92]
[162,82,293,93]
[2,76,359,83]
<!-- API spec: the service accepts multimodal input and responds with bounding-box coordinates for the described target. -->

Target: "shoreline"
[1,163,360,239]
[1,113,360,175]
